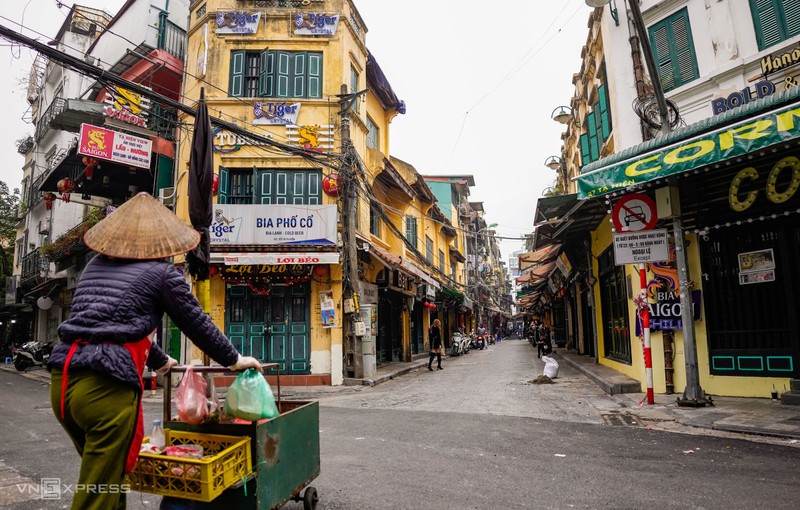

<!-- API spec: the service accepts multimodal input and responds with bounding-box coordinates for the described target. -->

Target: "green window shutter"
[258,48,270,97]
[276,52,291,98]
[671,11,699,87]
[783,0,800,38]
[218,167,229,204]
[751,0,783,49]
[308,53,322,99]
[598,83,611,140]
[587,111,599,162]
[229,51,245,97]
[649,23,676,91]
[292,52,307,98]
[264,51,275,97]
[307,171,321,205]
[579,133,591,166]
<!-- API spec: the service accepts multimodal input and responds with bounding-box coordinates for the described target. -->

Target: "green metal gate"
[226,283,310,374]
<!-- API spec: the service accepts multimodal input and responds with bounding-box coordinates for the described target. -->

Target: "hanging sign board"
[293,12,340,36]
[613,229,670,265]
[77,123,152,169]
[253,102,301,125]
[737,248,776,285]
[220,252,339,265]
[210,204,337,245]
[215,11,261,34]
[611,193,657,232]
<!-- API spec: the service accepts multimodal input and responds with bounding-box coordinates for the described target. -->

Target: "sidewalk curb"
[553,352,641,395]
[343,361,428,387]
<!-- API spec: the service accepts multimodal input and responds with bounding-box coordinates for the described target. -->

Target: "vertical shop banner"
[319,290,335,328]
[77,123,152,169]
[210,204,337,245]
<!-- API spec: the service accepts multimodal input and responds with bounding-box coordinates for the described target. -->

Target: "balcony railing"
[21,250,47,283]
[29,173,45,209]
[34,97,66,142]
[157,12,186,61]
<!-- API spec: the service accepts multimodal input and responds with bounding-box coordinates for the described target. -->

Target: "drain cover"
[601,412,642,427]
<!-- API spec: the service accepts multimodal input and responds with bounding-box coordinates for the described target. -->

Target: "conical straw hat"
[84,192,200,260]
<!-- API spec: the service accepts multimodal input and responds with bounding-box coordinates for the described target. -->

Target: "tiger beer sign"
[77,123,152,170]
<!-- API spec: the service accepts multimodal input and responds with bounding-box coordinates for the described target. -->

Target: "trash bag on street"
[541,355,559,379]
[225,368,279,421]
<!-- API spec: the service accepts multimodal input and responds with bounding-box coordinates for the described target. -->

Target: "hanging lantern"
[43,192,57,210]
[209,265,220,277]
[322,173,341,197]
[81,156,99,180]
[313,265,329,277]
[212,173,219,195]
[57,178,75,202]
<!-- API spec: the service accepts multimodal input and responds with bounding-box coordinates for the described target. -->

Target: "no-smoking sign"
[612,193,657,232]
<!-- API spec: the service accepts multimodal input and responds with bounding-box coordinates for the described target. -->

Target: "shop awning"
[533,194,605,250]
[361,239,441,290]
[213,252,339,265]
[518,243,561,271]
[440,287,464,299]
[576,87,800,199]
[516,261,557,284]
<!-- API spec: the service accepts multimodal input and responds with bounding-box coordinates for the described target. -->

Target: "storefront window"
[598,246,631,363]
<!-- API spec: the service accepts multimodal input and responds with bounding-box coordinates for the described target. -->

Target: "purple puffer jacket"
[49,255,239,389]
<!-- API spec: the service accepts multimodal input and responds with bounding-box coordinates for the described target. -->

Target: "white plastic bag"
[541,356,559,379]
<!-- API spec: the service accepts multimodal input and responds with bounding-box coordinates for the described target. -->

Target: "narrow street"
[1,339,799,509]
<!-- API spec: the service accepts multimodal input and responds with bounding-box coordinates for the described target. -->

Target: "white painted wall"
[88,0,189,69]
[600,0,800,154]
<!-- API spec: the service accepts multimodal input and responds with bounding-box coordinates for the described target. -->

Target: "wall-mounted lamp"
[544,156,564,171]
[551,106,573,124]
[585,0,619,26]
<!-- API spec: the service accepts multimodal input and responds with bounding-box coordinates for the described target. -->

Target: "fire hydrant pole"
[639,263,654,405]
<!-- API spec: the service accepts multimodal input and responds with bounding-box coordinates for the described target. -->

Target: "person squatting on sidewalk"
[428,319,443,371]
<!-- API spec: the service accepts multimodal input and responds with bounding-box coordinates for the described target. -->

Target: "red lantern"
[322,173,341,197]
[212,173,219,195]
[57,178,75,203]
[313,265,329,277]
[43,192,57,210]
[81,156,99,180]
[209,265,220,277]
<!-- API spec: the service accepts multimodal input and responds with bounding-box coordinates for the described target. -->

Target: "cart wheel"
[303,486,319,510]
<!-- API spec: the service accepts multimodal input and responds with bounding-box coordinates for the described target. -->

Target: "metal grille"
[700,221,799,377]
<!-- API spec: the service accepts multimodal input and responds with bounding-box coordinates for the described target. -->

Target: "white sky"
[0,0,591,261]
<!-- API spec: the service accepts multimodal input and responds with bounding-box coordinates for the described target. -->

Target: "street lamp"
[551,106,573,124]
[586,0,619,25]
[544,156,563,171]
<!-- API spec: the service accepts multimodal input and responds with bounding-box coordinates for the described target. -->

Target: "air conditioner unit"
[158,187,175,208]
[37,219,50,235]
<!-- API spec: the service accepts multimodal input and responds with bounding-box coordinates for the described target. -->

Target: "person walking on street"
[428,319,443,370]
[47,193,261,510]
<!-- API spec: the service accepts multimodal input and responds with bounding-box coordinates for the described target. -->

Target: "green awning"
[577,87,800,199]
[440,287,464,299]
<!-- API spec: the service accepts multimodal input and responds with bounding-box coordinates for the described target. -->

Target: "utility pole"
[338,84,364,379]
[621,0,711,407]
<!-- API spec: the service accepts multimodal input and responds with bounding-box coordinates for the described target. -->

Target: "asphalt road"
[1,340,799,509]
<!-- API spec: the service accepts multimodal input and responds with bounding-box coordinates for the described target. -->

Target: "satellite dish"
[37,296,53,310]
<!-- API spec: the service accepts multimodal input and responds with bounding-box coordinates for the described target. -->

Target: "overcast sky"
[0,0,590,262]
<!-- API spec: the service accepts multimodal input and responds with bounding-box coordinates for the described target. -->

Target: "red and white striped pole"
[639,263,654,405]
[150,370,157,396]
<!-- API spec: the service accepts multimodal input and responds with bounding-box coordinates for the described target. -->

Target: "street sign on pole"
[611,193,657,232]
[613,229,669,265]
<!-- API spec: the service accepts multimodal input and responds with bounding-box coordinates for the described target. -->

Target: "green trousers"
[50,369,138,510]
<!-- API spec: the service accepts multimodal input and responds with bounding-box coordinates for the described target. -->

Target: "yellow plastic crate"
[127,430,252,502]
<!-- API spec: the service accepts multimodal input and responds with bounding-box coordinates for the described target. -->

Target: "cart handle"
[162,364,281,422]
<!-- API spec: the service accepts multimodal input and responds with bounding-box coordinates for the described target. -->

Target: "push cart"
[128,365,320,509]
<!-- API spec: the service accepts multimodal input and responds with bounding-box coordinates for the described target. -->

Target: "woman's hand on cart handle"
[228,354,262,371]
[156,356,178,375]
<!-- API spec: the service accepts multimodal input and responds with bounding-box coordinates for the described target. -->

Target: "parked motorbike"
[12,339,55,371]
[450,332,470,357]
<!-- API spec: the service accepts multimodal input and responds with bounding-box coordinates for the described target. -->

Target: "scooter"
[450,332,470,356]
[472,333,486,350]
[12,339,55,371]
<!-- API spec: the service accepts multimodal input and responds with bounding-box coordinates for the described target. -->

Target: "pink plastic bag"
[175,366,209,425]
